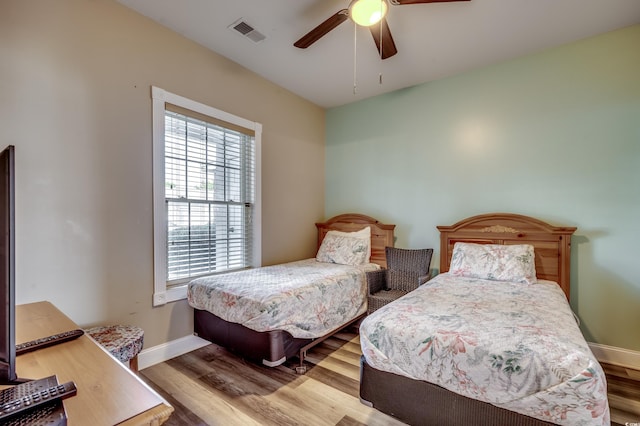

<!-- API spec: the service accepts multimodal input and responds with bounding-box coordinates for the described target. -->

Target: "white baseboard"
[138,336,638,372]
[138,334,209,370]
[589,342,640,368]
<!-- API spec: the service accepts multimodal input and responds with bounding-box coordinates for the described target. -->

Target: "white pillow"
[449,242,537,284]
[316,227,371,266]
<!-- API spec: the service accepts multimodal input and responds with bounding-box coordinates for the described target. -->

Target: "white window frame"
[151,86,262,306]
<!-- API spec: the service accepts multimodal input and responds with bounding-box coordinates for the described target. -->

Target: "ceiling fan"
[294,0,471,60]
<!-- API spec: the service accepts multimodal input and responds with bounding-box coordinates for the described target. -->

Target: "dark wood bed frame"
[193,213,395,374]
[360,213,576,426]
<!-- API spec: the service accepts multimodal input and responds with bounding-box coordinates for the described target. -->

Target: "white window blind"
[152,87,262,306]
[165,111,255,282]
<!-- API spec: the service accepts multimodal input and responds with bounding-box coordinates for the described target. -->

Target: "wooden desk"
[7,301,173,425]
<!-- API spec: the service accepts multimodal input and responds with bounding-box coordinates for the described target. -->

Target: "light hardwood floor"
[602,362,640,425]
[140,328,405,426]
[140,329,640,426]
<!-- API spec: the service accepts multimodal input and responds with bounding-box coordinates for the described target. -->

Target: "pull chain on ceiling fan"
[294,0,471,60]
[353,0,386,94]
[352,1,386,94]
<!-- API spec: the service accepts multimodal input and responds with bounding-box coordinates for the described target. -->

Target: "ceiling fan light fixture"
[349,0,388,27]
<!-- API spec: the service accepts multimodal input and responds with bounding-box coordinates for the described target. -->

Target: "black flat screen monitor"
[0,145,18,385]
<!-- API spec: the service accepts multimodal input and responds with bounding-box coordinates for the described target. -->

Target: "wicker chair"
[367,247,434,314]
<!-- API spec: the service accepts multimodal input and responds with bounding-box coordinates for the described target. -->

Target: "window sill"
[153,284,187,306]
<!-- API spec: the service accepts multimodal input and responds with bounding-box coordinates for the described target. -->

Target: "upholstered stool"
[85,325,144,372]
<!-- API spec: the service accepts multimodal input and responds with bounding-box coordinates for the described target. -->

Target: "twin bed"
[187,212,609,425]
[187,213,395,373]
[359,213,609,425]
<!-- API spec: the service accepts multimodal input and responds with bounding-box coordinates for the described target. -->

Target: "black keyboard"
[0,375,76,424]
[16,329,84,356]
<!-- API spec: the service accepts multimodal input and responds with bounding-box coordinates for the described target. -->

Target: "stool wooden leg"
[129,355,139,373]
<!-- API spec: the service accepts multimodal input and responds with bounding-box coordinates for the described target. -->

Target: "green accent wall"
[326,25,640,350]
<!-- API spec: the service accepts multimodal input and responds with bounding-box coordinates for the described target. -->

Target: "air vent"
[229,19,266,43]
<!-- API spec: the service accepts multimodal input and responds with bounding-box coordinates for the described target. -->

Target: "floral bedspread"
[188,258,378,339]
[360,273,610,425]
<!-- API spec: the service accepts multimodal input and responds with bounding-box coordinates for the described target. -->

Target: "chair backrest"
[385,247,434,292]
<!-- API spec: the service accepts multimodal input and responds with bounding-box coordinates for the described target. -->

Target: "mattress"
[188,258,379,339]
[359,273,610,425]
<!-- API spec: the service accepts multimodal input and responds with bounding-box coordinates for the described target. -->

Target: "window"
[152,87,261,306]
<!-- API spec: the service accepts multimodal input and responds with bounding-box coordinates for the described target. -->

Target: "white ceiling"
[117,0,640,108]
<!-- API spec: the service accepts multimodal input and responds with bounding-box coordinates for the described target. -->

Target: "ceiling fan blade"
[390,0,471,4]
[369,18,397,59]
[294,9,349,49]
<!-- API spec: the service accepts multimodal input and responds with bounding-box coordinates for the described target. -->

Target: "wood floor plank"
[607,378,640,401]
[180,343,364,425]
[141,329,404,425]
[320,338,361,355]
[302,363,360,396]
[139,373,208,426]
[294,373,406,426]
[627,368,640,381]
[304,353,361,381]
[336,415,367,426]
[332,332,360,343]
[322,335,360,356]
[312,341,363,365]
[303,339,362,380]
[602,362,640,426]
[611,407,640,426]
[142,362,264,426]
[608,394,640,415]
[169,349,322,426]
[141,332,640,426]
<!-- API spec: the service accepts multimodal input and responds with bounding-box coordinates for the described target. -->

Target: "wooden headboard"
[316,213,396,268]
[437,213,576,299]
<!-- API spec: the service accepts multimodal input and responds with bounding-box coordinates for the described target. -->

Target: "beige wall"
[0,0,325,347]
